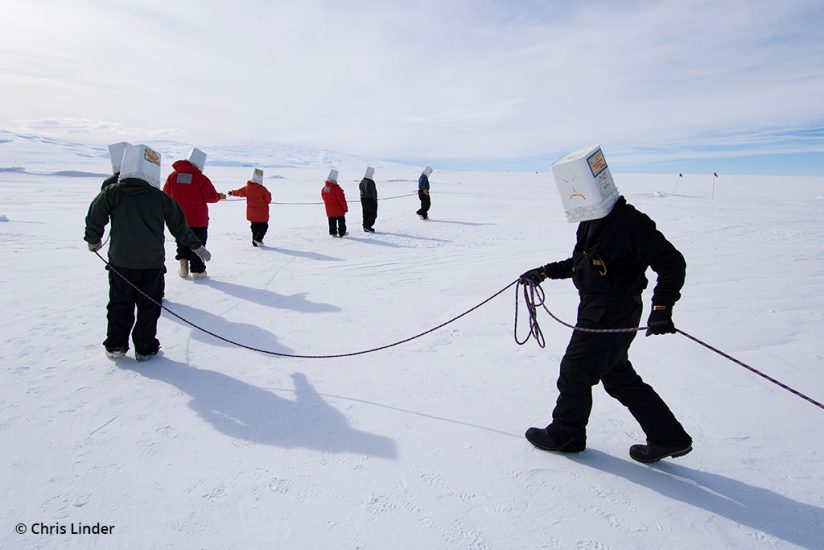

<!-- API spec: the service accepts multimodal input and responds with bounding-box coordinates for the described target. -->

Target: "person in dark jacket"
[321,169,348,237]
[85,144,211,361]
[100,141,131,191]
[416,166,432,220]
[359,166,378,233]
[162,147,225,279]
[520,145,692,464]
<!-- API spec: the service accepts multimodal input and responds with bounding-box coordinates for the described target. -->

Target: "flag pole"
[711,171,717,199]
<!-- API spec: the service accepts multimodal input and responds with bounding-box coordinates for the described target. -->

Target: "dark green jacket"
[84,177,202,269]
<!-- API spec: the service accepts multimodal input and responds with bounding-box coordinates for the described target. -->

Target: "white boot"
[192,271,208,280]
[178,259,189,278]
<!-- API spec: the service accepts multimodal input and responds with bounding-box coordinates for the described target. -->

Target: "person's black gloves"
[646,305,676,336]
[519,267,547,285]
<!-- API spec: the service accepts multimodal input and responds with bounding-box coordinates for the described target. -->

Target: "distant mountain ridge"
[0,129,408,171]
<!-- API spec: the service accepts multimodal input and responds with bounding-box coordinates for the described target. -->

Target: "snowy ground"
[1,157,823,549]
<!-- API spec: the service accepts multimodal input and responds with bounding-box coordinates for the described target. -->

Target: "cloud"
[1,0,823,166]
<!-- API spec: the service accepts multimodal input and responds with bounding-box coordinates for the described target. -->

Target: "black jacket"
[85,177,202,269]
[359,177,377,200]
[543,197,685,307]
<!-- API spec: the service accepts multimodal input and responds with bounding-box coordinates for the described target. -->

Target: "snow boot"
[629,442,692,464]
[178,259,189,278]
[192,271,208,280]
[136,349,161,362]
[525,426,585,453]
[253,240,264,247]
[104,347,128,360]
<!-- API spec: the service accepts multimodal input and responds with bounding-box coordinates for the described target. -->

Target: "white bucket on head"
[119,144,161,188]
[551,145,619,223]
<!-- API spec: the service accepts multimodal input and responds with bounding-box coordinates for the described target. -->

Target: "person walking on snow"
[519,145,692,464]
[359,166,378,233]
[84,144,211,361]
[100,141,131,191]
[228,168,272,247]
[162,147,225,279]
[321,169,348,237]
[417,166,433,220]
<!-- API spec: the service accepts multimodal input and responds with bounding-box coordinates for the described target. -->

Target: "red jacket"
[321,181,348,217]
[229,181,272,222]
[162,160,220,227]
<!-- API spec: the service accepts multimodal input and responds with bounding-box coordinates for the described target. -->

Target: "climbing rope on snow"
[515,279,824,411]
[224,192,418,205]
[93,251,515,359]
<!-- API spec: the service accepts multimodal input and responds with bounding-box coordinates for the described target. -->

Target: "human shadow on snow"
[341,236,414,249]
[424,219,496,227]
[195,278,341,313]
[374,231,452,244]
[161,300,296,352]
[259,245,342,262]
[569,449,823,549]
[120,360,397,459]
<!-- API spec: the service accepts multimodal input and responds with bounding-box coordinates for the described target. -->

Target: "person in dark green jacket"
[85,144,211,361]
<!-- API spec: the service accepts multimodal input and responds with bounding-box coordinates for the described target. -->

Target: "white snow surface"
[1,154,823,549]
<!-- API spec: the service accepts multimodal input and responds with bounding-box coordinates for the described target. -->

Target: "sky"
[2,0,824,174]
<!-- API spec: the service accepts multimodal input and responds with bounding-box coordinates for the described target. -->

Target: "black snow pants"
[550,295,692,448]
[176,226,208,274]
[104,265,165,355]
[328,216,347,237]
[416,190,431,219]
[361,197,378,228]
[250,221,268,243]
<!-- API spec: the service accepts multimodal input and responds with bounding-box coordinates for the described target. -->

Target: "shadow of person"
[193,279,341,313]
[261,246,342,262]
[342,236,414,249]
[425,219,496,227]
[161,300,296,352]
[568,449,823,548]
[120,359,397,459]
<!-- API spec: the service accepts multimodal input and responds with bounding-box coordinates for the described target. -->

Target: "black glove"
[646,305,676,336]
[519,267,547,285]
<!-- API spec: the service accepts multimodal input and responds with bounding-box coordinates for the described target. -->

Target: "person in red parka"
[162,147,225,279]
[321,169,348,237]
[228,168,272,247]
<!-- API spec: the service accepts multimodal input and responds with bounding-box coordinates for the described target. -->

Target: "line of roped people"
[83,142,434,362]
[84,141,695,465]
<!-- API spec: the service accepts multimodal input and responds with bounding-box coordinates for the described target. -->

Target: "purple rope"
[94,252,514,359]
[515,279,824,411]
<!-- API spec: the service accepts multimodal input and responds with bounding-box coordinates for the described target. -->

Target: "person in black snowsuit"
[85,144,211,361]
[520,195,693,464]
[416,166,432,220]
[359,166,378,232]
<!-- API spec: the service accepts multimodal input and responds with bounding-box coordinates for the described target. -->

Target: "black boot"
[629,442,692,464]
[525,426,585,453]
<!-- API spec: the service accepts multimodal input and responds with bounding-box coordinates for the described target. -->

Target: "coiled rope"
[516,280,824,411]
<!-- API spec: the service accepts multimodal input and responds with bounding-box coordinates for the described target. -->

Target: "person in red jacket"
[228,168,272,247]
[162,147,225,279]
[321,169,348,237]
